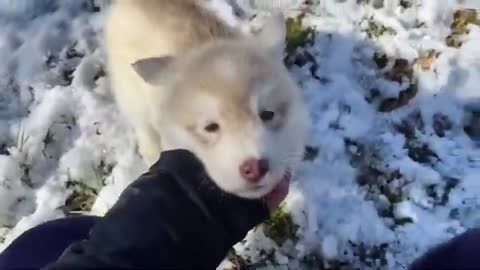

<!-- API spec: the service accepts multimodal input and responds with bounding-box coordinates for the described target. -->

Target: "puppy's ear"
[131,56,177,85]
[253,12,287,60]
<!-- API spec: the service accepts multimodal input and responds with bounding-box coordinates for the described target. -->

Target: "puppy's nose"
[239,158,269,183]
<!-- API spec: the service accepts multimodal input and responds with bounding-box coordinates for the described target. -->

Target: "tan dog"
[105,0,308,198]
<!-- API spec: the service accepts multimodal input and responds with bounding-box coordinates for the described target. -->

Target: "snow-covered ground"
[0,0,479,269]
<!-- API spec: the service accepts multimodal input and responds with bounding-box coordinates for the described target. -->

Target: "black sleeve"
[44,149,270,270]
[409,228,480,270]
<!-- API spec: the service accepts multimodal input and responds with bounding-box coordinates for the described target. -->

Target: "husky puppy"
[105,0,308,198]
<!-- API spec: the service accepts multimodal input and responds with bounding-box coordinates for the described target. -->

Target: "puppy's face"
[132,13,308,198]
[154,45,307,198]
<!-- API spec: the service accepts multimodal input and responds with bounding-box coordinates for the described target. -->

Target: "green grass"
[364,17,397,39]
[399,0,412,9]
[65,180,99,212]
[63,160,113,213]
[263,204,299,246]
[285,13,315,54]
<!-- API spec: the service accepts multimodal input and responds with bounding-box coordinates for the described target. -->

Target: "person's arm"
[44,149,270,269]
[409,228,480,270]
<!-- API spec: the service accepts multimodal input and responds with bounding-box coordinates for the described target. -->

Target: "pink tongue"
[263,171,291,210]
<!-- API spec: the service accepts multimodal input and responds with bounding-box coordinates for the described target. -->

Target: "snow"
[0,0,479,269]
[321,234,339,259]
[0,0,143,246]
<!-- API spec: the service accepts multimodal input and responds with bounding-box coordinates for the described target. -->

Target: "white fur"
[105,0,308,198]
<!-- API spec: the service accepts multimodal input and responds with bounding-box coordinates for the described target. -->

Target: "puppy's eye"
[259,110,275,122]
[204,122,220,133]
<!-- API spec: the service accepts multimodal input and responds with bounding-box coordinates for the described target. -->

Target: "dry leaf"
[416,50,438,71]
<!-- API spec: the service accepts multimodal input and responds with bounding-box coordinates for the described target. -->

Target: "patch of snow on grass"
[0,1,479,270]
